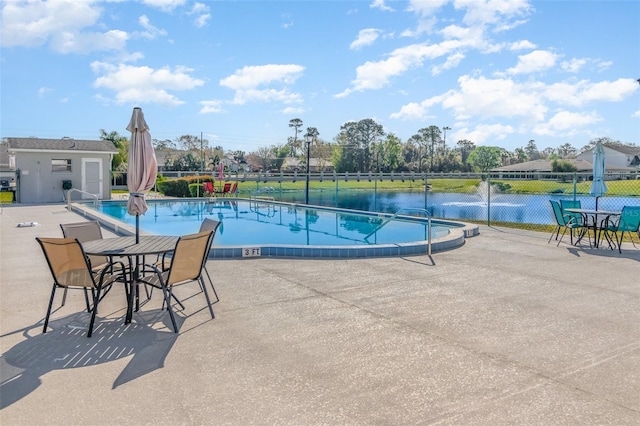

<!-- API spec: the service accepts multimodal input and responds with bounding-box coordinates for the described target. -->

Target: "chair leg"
[203,267,219,303]
[87,285,102,338]
[161,285,179,333]
[199,277,215,319]
[615,231,624,253]
[43,284,58,333]
[557,227,569,246]
[548,225,560,244]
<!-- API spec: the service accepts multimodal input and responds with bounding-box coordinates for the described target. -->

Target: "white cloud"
[38,87,53,97]
[193,13,211,28]
[459,0,532,26]
[0,0,128,53]
[370,0,394,12]
[200,100,225,114]
[91,62,204,106]
[138,15,167,39]
[509,40,536,50]
[50,29,128,54]
[445,76,547,121]
[542,78,639,107]
[336,41,464,97]
[281,13,293,29]
[142,0,186,13]
[390,93,447,120]
[458,124,515,146]
[407,0,447,17]
[282,106,305,114]
[533,110,602,136]
[220,64,305,105]
[350,29,381,50]
[1,0,100,47]
[505,49,558,75]
[432,52,465,75]
[188,3,211,28]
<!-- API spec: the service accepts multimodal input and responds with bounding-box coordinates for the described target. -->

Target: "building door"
[82,158,102,199]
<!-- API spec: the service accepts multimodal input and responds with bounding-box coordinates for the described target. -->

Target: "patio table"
[564,208,620,249]
[83,235,178,323]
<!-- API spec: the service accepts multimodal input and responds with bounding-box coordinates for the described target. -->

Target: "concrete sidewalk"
[1,203,639,425]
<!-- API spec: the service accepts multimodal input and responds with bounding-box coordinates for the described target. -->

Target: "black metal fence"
[114,170,640,230]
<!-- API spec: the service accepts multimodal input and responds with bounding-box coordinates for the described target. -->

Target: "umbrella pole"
[136,214,140,244]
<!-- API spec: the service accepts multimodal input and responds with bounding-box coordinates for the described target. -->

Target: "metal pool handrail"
[66,189,98,211]
[365,208,433,255]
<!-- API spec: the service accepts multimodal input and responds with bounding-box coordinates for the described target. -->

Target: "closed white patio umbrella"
[126,107,157,242]
[589,141,607,210]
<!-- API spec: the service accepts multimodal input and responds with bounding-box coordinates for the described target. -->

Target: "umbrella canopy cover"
[589,141,607,199]
[218,161,224,181]
[126,107,158,216]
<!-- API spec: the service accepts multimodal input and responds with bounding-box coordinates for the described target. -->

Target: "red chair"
[203,181,214,195]
[220,182,231,195]
[227,182,238,196]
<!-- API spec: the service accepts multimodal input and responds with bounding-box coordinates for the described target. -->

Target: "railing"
[153,170,640,184]
[365,208,433,256]
[66,189,98,211]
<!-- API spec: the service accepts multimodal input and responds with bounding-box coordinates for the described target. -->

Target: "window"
[52,159,71,172]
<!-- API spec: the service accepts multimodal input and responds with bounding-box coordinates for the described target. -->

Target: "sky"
[1,0,639,154]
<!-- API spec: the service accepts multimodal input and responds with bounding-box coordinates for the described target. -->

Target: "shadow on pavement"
[0,310,180,409]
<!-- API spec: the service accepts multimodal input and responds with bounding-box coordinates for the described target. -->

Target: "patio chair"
[601,206,640,253]
[60,221,111,273]
[141,230,216,333]
[203,181,214,196]
[198,218,221,303]
[36,237,128,337]
[226,182,238,197]
[549,200,570,245]
[155,218,221,303]
[559,199,586,246]
[216,182,231,196]
[60,220,125,309]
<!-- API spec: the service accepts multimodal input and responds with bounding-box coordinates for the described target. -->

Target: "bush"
[156,175,215,197]
[157,179,190,197]
[189,183,205,197]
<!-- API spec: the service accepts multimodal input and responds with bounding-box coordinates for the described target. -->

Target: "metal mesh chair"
[60,220,128,307]
[198,218,221,303]
[558,199,586,246]
[601,206,640,253]
[142,231,216,333]
[36,237,127,337]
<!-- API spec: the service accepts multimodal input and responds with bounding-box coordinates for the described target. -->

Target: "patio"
[1,204,639,424]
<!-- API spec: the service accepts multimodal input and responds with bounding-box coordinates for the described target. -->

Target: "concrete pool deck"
[1,203,639,424]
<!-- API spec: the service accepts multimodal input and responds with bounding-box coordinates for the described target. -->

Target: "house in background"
[3,137,117,203]
[491,159,594,180]
[281,157,334,173]
[576,144,640,178]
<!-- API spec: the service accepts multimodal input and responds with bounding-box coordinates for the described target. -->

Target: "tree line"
[100,118,636,175]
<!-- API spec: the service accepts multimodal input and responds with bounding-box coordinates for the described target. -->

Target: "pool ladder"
[65,188,98,211]
[249,187,277,217]
[365,208,433,256]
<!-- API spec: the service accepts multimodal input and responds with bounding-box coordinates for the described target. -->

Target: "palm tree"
[288,118,303,157]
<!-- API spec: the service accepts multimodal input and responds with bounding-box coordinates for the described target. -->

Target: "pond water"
[276,189,639,225]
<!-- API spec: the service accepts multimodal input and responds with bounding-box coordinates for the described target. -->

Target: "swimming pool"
[73,199,478,258]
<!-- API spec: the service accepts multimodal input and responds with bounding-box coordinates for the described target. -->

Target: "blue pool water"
[92,199,456,247]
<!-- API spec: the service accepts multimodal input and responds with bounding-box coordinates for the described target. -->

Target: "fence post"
[487,175,491,227]
[572,173,577,200]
